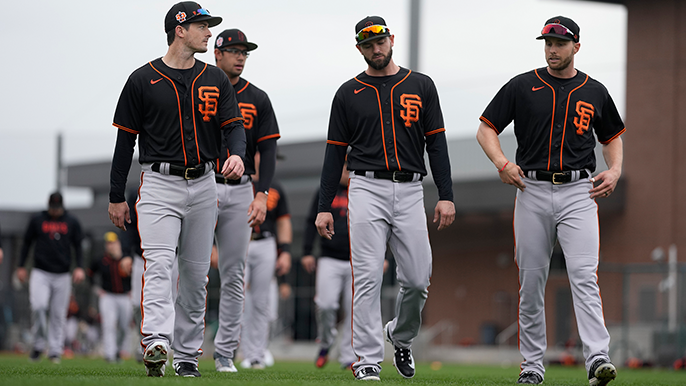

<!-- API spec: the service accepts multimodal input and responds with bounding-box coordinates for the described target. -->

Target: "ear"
[214,48,222,61]
[574,42,580,54]
[176,24,186,39]
[389,34,395,47]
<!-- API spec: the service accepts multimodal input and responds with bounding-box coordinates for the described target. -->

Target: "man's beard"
[365,48,393,70]
[547,53,572,71]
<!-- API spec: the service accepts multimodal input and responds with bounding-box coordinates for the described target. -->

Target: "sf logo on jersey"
[239,103,258,129]
[198,86,220,122]
[400,94,422,127]
[574,101,594,135]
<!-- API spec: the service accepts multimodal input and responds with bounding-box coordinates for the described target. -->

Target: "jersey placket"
[380,82,399,170]
[177,75,199,167]
[550,85,569,171]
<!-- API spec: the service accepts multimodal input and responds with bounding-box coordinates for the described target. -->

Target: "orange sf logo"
[400,94,422,128]
[198,86,219,122]
[239,103,257,129]
[573,101,594,135]
[267,188,280,211]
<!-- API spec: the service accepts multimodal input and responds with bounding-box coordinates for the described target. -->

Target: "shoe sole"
[357,375,381,381]
[144,343,168,377]
[215,359,238,373]
[590,363,616,386]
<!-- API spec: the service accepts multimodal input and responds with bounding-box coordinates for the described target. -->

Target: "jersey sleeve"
[218,75,247,159]
[274,184,290,219]
[480,77,518,134]
[421,76,445,135]
[113,75,144,134]
[594,91,626,144]
[326,90,352,146]
[256,92,281,142]
[302,189,320,257]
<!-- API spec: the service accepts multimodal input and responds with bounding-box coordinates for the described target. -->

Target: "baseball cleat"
[143,341,168,377]
[250,360,265,370]
[355,366,380,381]
[589,358,616,386]
[517,371,543,384]
[29,349,41,362]
[315,347,329,368]
[174,361,201,377]
[384,321,415,378]
[213,353,237,372]
[48,355,61,364]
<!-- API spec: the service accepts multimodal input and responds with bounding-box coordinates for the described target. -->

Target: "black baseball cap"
[215,29,258,51]
[164,2,222,33]
[48,192,63,209]
[355,16,391,45]
[536,16,580,43]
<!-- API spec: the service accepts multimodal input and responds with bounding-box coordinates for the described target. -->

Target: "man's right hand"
[108,202,130,231]
[315,212,334,240]
[301,255,316,274]
[16,267,28,283]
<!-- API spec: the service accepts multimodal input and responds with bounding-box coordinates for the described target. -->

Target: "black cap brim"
[536,33,574,41]
[192,15,222,28]
[223,41,258,51]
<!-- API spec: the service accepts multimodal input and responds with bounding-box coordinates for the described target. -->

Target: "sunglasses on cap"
[221,48,250,57]
[541,23,576,39]
[356,25,390,43]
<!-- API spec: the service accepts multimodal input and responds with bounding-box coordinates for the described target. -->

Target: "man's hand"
[248,192,268,227]
[221,155,245,180]
[589,169,621,199]
[108,202,130,231]
[119,256,133,277]
[433,200,456,231]
[315,212,334,240]
[301,255,316,274]
[16,267,28,283]
[276,252,291,277]
[72,268,85,284]
[499,162,526,191]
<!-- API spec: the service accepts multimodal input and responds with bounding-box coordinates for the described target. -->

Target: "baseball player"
[302,163,356,370]
[315,16,455,381]
[476,16,623,386]
[241,154,292,369]
[108,1,246,377]
[87,232,133,363]
[211,28,280,373]
[17,192,85,364]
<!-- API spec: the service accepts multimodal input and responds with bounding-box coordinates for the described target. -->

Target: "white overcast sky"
[0,0,626,210]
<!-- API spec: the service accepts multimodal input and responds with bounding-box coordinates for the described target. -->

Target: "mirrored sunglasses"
[541,23,576,39]
[356,25,390,43]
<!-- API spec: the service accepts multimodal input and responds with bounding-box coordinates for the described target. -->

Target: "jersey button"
[185,116,190,120]
[386,121,390,124]
[382,83,386,87]
[560,86,565,90]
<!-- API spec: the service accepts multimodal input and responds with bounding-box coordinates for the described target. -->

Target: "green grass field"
[0,354,684,385]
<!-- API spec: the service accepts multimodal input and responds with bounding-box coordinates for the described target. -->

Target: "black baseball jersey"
[214,77,280,193]
[303,185,349,261]
[252,180,289,238]
[480,68,625,172]
[19,211,84,274]
[319,67,453,212]
[88,254,132,294]
[109,58,247,203]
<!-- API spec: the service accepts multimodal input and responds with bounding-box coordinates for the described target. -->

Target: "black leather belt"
[527,170,589,185]
[354,170,422,183]
[151,163,207,180]
[251,231,273,241]
[216,175,251,185]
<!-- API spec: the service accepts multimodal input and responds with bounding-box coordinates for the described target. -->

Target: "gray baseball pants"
[213,180,253,359]
[515,177,611,377]
[137,163,216,365]
[29,268,71,358]
[240,237,277,364]
[99,292,132,361]
[347,174,432,373]
[315,256,355,366]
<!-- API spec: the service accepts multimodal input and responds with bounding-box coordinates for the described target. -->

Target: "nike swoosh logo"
[354,87,366,94]
[532,86,545,91]
[150,78,163,85]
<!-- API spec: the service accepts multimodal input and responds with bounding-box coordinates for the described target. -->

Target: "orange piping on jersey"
[534,69,556,171]
[354,78,389,170]
[425,128,445,136]
[221,116,243,128]
[479,116,499,133]
[236,81,250,94]
[150,62,187,166]
[113,123,140,134]
[559,74,589,170]
[327,140,349,146]
[257,133,281,143]
[600,127,625,144]
[190,64,209,165]
[389,70,413,170]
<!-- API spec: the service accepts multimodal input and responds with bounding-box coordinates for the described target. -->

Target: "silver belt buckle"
[552,172,565,185]
[392,171,401,183]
